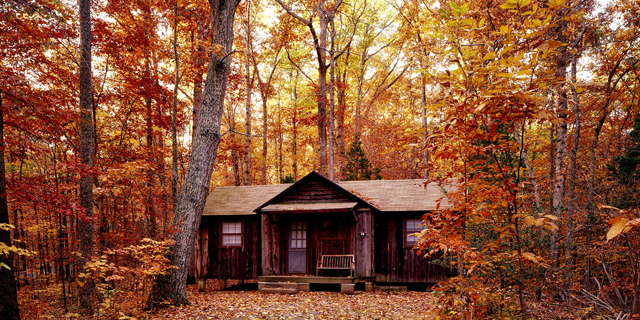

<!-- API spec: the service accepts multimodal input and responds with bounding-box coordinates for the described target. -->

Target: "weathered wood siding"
[374,213,454,283]
[195,224,209,279]
[261,213,284,275]
[270,176,356,204]
[262,212,356,276]
[355,208,373,277]
[199,216,260,280]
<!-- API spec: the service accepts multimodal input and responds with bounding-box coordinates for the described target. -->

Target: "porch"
[257,275,362,294]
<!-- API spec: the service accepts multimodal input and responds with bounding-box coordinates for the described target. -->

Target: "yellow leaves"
[482,52,496,61]
[0,223,14,231]
[517,214,558,231]
[607,218,628,241]
[500,0,532,10]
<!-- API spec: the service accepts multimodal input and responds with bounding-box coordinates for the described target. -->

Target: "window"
[220,221,243,248]
[404,218,426,248]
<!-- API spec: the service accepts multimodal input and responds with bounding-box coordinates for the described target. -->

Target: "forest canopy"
[1,0,640,318]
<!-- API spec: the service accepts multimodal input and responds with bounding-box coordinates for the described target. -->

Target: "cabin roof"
[202,184,291,216]
[339,179,451,212]
[202,174,454,216]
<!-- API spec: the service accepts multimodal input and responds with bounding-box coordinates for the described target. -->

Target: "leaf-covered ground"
[149,283,439,320]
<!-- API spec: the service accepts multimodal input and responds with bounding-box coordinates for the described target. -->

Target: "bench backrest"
[320,255,354,268]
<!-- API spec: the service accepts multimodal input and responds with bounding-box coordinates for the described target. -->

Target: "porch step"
[258,282,310,294]
[375,285,407,292]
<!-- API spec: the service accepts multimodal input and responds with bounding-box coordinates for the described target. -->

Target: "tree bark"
[421,74,428,179]
[243,1,252,186]
[550,57,569,268]
[171,0,180,215]
[0,93,21,320]
[292,73,299,180]
[191,21,207,144]
[145,0,241,309]
[78,0,95,313]
[328,19,336,181]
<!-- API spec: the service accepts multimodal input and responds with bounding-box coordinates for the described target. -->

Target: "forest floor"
[17,280,602,319]
[149,287,440,320]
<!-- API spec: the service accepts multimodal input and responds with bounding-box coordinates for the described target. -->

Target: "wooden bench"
[316,254,355,277]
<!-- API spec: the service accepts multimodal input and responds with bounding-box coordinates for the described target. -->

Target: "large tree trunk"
[292,74,299,180]
[550,54,569,268]
[421,74,428,179]
[145,0,241,309]
[191,21,207,144]
[78,0,95,313]
[243,2,252,186]
[316,0,329,177]
[0,94,21,319]
[328,19,336,181]
[262,95,267,184]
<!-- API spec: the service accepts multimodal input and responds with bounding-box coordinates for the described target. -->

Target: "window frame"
[404,217,426,248]
[220,221,244,248]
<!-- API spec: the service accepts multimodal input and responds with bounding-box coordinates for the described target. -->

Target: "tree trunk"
[292,74,298,180]
[316,0,329,177]
[336,65,347,175]
[262,96,267,184]
[278,107,283,181]
[145,95,157,238]
[550,56,569,268]
[328,19,336,181]
[191,21,207,144]
[243,2,252,186]
[78,0,95,313]
[0,94,21,320]
[145,0,241,309]
[421,74,428,179]
[171,0,180,214]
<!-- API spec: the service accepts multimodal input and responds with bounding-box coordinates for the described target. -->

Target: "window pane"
[406,218,424,232]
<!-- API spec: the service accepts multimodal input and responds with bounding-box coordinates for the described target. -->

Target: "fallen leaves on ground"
[150,284,439,320]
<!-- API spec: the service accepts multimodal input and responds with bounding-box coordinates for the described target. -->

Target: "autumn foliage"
[1,0,640,318]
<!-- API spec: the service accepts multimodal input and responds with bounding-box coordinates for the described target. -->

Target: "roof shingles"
[202,179,453,216]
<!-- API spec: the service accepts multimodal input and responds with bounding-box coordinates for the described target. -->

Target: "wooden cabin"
[196,171,455,287]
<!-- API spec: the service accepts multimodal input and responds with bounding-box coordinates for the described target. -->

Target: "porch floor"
[258,275,357,284]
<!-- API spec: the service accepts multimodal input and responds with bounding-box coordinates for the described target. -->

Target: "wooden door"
[288,221,307,274]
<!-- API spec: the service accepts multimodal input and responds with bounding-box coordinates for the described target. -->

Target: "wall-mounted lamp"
[359,232,366,237]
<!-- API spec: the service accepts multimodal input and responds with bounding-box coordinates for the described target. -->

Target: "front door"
[288,221,307,274]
